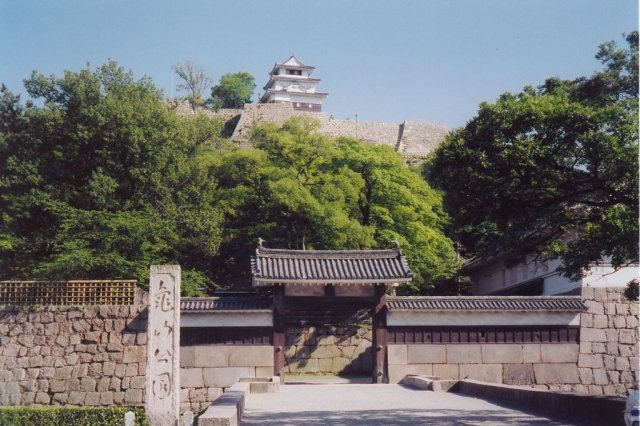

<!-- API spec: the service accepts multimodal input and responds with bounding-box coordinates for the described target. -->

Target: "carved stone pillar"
[146,265,181,426]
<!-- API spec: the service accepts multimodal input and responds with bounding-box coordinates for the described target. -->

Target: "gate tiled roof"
[251,244,412,286]
[387,296,586,312]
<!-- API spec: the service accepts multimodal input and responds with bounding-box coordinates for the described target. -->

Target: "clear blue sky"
[1,0,637,129]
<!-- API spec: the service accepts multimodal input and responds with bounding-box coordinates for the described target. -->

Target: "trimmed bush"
[0,406,148,426]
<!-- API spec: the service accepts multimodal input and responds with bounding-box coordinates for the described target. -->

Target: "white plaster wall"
[181,312,273,327]
[582,265,639,287]
[334,284,374,297]
[284,284,325,296]
[387,311,580,326]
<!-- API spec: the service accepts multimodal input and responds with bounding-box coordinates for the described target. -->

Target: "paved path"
[241,383,576,425]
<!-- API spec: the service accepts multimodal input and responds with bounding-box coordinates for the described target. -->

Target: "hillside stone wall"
[285,324,372,375]
[577,286,638,396]
[0,302,148,407]
[194,102,448,159]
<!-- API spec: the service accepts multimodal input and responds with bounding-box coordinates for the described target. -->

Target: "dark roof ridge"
[257,247,403,259]
[387,295,586,312]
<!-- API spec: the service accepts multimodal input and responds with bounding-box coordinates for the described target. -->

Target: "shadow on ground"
[240,408,576,425]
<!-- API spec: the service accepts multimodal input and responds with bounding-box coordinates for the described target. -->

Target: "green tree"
[425,32,638,280]
[0,62,224,295]
[205,117,458,292]
[209,72,256,109]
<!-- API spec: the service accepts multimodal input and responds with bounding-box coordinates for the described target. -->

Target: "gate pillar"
[273,284,285,379]
[372,283,388,383]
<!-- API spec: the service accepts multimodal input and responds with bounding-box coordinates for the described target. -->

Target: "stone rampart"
[285,324,372,375]
[578,286,638,396]
[0,301,148,407]
[186,102,449,159]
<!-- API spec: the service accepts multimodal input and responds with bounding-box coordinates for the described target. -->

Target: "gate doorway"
[251,243,413,383]
[284,296,373,377]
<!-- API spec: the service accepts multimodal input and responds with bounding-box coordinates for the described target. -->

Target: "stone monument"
[146,265,181,426]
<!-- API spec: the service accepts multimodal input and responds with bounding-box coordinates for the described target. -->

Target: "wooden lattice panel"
[0,280,137,305]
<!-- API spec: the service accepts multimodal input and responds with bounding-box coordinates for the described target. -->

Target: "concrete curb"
[198,377,280,426]
[402,375,626,426]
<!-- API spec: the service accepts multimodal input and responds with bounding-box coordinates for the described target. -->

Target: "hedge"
[0,406,148,426]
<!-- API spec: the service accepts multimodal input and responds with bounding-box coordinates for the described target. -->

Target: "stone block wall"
[285,324,372,375]
[179,345,273,413]
[0,303,148,407]
[387,343,580,387]
[577,286,638,396]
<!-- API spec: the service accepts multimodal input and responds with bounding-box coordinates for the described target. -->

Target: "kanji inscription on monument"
[146,265,181,426]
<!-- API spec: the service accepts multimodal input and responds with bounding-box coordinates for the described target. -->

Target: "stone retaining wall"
[0,303,148,407]
[387,343,580,386]
[285,324,372,375]
[179,345,274,413]
[578,286,638,396]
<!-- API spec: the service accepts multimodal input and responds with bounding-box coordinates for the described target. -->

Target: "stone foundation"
[0,303,148,407]
[285,324,372,375]
[179,345,274,413]
[577,286,639,396]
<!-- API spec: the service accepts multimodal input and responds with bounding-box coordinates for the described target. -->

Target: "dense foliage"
[205,117,458,292]
[0,65,457,294]
[0,62,224,295]
[0,406,148,426]
[210,72,256,109]
[425,32,639,280]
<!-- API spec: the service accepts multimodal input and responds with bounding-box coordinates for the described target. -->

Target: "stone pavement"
[241,383,581,425]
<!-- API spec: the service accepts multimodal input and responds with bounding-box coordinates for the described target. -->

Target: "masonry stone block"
[579,368,594,385]
[433,364,459,380]
[287,358,318,374]
[130,376,145,389]
[180,346,196,368]
[255,366,274,378]
[309,345,341,359]
[124,388,143,404]
[49,379,67,393]
[407,345,446,364]
[593,315,608,329]
[579,354,603,368]
[387,345,407,365]
[459,364,503,383]
[615,357,630,371]
[584,300,604,315]
[228,346,274,367]
[533,363,579,384]
[619,330,637,345]
[203,367,255,388]
[180,368,204,388]
[603,354,615,370]
[481,344,523,364]
[503,364,535,385]
[580,313,593,328]
[447,345,482,364]
[594,288,607,302]
[593,368,609,385]
[388,364,433,384]
[194,346,229,368]
[540,344,579,363]
[581,328,607,342]
[85,392,100,406]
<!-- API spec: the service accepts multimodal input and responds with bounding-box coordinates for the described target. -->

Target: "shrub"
[0,406,148,426]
